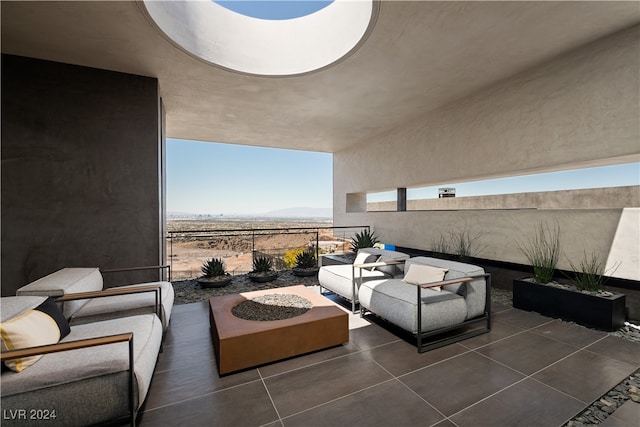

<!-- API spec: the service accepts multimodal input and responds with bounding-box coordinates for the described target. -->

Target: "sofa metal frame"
[416,273,491,352]
[361,272,492,353]
[1,333,137,426]
[56,284,164,328]
[101,264,172,283]
[320,259,406,313]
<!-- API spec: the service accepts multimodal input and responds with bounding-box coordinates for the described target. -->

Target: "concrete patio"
[139,289,640,426]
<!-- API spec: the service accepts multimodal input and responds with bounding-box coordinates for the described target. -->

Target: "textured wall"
[367,186,640,211]
[333,26,640,280]
[1,55,164,295]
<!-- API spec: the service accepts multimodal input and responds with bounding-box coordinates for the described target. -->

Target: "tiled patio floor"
[139,287,640,427]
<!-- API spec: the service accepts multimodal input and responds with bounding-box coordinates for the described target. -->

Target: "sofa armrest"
[101,265,171,282]
[418,277,473,289]
[1,333,133,361]
[56,285,163,325]
[2,333,137,426]
[353,259,405,269]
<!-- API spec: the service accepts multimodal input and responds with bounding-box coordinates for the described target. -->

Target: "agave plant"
[201,257,227,277]
[295,247,317,269]
[252,255,274,273]
[350,229,379,252]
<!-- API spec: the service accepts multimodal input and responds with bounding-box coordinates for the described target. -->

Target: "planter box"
[513,278,626,331]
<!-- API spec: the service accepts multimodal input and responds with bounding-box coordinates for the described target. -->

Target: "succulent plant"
[350,229,379,252]
[295,247,317,269]
[252,255,274,273]
[201,257,227,277]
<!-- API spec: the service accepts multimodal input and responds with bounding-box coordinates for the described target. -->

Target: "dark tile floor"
[139,288,640,427]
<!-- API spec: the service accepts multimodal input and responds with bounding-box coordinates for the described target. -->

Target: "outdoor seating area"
[138,291,640,426]
[2,2,639,426]
[1,263,639,426]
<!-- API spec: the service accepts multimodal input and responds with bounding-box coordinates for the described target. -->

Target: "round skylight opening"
[141,0,376,76]
[214,1,334,21]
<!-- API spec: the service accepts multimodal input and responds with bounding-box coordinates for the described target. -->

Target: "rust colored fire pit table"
[209,285,349,375]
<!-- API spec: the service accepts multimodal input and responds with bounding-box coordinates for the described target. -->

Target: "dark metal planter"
[512,278,626,331]
[198,275,233,288]
[292,267,319,277]
[248,272,278,283]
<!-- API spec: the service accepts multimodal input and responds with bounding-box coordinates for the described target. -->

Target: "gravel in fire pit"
[231,293,313,321]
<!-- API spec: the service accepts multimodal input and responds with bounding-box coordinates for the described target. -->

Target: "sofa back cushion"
[360,248,409,277]
[16,268,103,318]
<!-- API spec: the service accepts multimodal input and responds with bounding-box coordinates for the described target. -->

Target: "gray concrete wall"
[333,26,640,281]
[367,186,640,211]
[1,54,164,295]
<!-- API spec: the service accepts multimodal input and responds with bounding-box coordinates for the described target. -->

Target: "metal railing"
[166,225,369,281]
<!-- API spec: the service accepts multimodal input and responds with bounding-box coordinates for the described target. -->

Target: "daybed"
[358,256,491,352]
[16,267,174,330]
[1,295,163,426]
[318,248,410,312]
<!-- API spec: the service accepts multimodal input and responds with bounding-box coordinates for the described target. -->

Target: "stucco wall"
[1,55,164,295]
[334,26,640,280]
[367,186,640,211]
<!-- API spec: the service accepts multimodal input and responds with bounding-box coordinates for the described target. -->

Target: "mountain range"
[168,207,332,219]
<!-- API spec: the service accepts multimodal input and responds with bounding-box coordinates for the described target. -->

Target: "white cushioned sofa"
[358,256,491,352]
[318,248,410,312]
[16,267,174,330]
[1,295,163,426]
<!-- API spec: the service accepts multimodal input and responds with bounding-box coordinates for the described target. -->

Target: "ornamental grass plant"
[568,252,619,292]
[518,221,560,284]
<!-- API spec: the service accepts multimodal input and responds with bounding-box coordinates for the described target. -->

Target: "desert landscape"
[167,217,351,280]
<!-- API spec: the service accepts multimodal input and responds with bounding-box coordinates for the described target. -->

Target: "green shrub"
[518,221,560,284]
[350,229,379,252]
[295,247,317,268]
[201,258,227,277]
[252,255,274,273]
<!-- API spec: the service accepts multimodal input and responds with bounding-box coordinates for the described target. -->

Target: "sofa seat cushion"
[359,279,467,334]
[318,264,388,300]
[16,268,103,318]
[69,281,174,330]
[1,313,162,425]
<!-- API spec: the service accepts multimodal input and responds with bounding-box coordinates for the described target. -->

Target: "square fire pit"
[209,285,349,375]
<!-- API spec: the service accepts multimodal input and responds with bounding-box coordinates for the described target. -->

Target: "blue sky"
[167,139,332,215]
[214,0,333,20]
[369,163,640,202]
[167,138,639,215]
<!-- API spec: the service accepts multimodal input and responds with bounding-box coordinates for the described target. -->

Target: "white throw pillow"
[402,264,448,291]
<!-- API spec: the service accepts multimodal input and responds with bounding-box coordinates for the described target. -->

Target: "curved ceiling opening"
[142,0,376,77]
